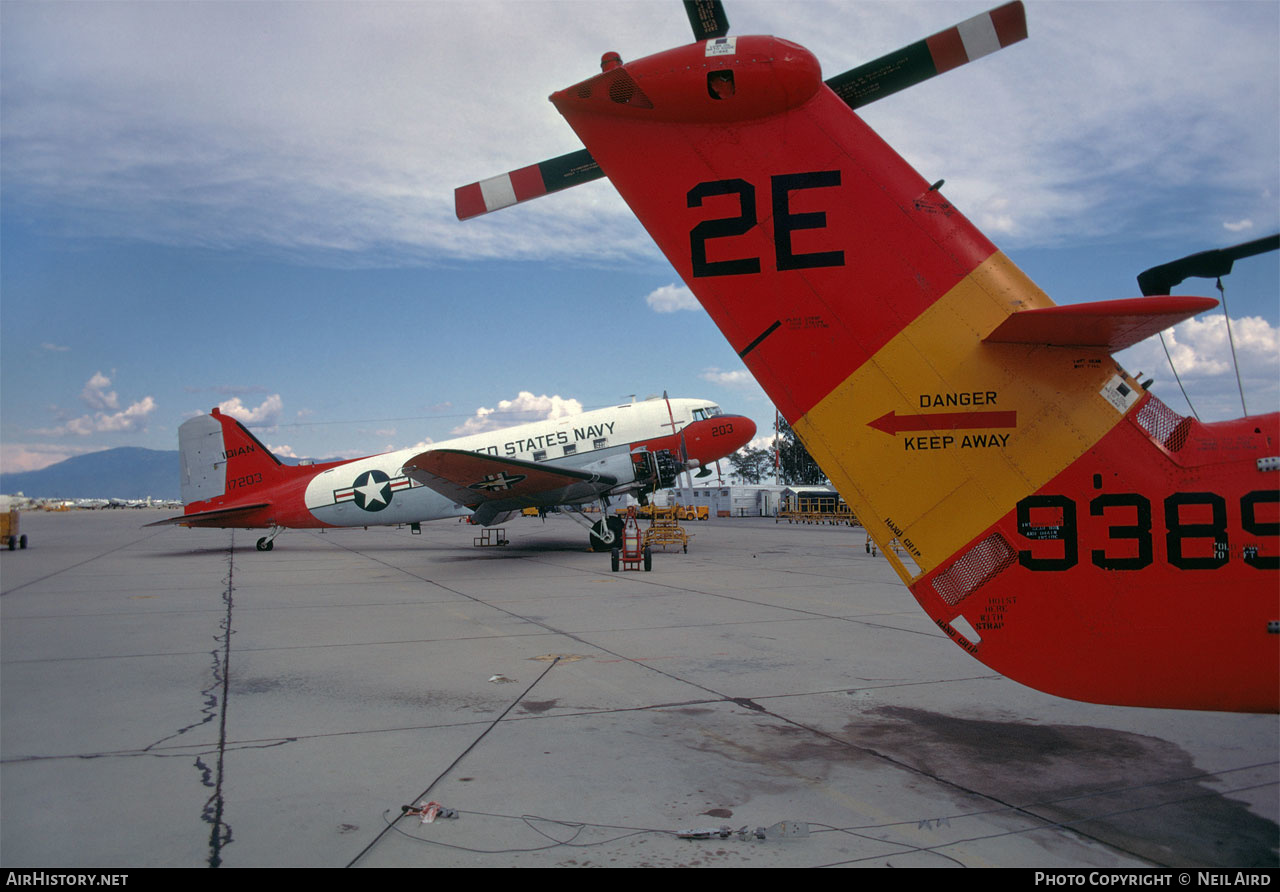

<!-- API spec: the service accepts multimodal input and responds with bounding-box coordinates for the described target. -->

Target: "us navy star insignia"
[353,470,391,509]
[333,470,412,511]
[469,471,526,492]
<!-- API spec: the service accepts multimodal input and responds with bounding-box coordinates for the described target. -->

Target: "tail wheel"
[256,537,274,552]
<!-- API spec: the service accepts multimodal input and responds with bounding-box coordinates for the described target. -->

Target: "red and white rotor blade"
[455,148,603,220]
[825,1,1027,110]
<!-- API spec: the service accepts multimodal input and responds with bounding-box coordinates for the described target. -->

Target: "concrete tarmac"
[1,509,1275,868]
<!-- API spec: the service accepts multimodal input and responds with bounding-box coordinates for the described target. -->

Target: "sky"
[2,0,1277,475]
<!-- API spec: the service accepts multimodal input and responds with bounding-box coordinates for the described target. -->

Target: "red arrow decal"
[869,410,1018,436]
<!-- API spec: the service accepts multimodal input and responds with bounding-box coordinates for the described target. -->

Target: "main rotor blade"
[455,148,604,220]
[1137,234,1280,296]
[826,1,1027,110]
[684,0,729,41]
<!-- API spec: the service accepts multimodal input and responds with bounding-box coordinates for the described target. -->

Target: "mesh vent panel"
[1135,396,1191,452]
[931,533,1017,607]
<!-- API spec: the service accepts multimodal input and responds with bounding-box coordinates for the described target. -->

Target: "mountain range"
[1,448,182,500]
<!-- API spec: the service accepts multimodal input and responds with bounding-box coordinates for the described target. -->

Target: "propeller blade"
[825,1,1027,111]
[684,0,729,42]
[455,148,604,219]
[1137,234,1280,296]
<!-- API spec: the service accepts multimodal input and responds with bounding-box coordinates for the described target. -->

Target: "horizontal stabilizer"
[402,449,617,513]
[145,503,270,528]
[983,295,1218,351]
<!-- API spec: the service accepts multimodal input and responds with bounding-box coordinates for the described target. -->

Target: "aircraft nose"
[683,415,757,465]
[716,415,756,454]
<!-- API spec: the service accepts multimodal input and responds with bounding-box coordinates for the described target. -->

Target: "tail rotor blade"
[457,1,1022,221]
[684,0,729,41]
[455,148,604,220]
[826,1,1027,110]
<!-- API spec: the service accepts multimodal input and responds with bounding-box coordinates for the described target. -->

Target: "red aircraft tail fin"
[539,32,1277,711]
[179,408,286,509]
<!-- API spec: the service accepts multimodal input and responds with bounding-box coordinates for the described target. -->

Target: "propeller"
[456,2,1027,220]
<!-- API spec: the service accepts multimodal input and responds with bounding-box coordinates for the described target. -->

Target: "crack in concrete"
[198,530,237,867]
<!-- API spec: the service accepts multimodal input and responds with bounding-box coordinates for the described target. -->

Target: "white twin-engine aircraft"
[151,397,755,551]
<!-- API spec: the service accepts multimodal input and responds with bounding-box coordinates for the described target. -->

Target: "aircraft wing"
[401,450,618,516]
[144,503,271,528]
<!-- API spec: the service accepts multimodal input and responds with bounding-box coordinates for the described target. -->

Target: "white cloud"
[0,2,1274,264]
[0,443,102,474]
[267,443,297,458]
[33,373,157,437]
[700,367,754,387]
[41,342,69,352]
[1118,314,1279,420]
[0,0,1269,275]
[645,283,699,313]
[80,371,118,410]
[451,391,583,436]
[1223,219,1254,233]
[85,396,157,433]
[216,394,283,426]
[34,396,157,436]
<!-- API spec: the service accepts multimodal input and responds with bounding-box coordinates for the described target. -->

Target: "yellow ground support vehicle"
[644,506,690,553]
[2,508,28,550]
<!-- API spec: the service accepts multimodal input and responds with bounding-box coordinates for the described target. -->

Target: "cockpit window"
[692,405,723,422]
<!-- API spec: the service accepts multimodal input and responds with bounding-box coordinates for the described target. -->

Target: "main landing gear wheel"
[256,537,274,552]
[590,515,624,552]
